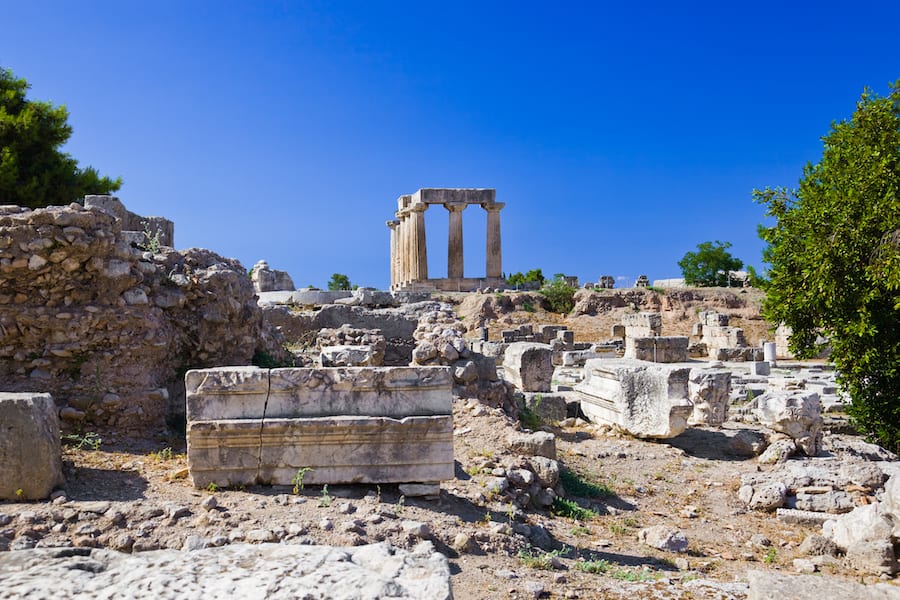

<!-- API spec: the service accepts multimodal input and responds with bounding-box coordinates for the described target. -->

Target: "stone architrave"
[753,391,822,455]
[502,342,553,392]
[688,368,732,427]
[575,358,694,439]
[185,366,454,488]
[0,393,64,499]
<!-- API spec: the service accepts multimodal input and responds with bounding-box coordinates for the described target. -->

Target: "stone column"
[397,213,409,287]
[386,220,400,288]
[409,204,428,281]
[484,202,505,279]
[446,203,465,279]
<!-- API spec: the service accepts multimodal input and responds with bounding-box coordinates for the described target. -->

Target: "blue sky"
[3,1,899,289]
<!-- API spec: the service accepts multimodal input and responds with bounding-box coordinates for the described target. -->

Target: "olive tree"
[755,81,900,450]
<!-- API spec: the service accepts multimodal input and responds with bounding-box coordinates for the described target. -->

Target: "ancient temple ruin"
[387,188,505,292]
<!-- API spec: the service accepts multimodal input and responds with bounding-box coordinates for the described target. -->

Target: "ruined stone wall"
[0,203,284,430]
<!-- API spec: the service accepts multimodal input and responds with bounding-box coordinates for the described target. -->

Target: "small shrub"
[518,547,561,570]
[575,559,609,574]
[519,406,542,431]
[570,525,592,536]
[764,547,777,564]
[319,485,333,507]
[149,447,175,462]
[62,431,102,451]
[522,301,535,313]
[139,222,162,253]
[291,467,313,494]
[560,469,612,498]
[206,482,220,493]
[538,280,576,314]
[551,497,598,521]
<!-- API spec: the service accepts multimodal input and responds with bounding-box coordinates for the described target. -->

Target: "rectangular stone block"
[186,367,270,421]
[0,393,64,499]
[502,342,553,392]
[257,415,454,485]
[188,415,454,488]
[575,358,693,438]
[185,366,454,488]
[624,336,689,363]
[267,367,452,418]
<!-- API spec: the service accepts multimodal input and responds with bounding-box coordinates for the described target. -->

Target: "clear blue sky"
[4,1,899,289]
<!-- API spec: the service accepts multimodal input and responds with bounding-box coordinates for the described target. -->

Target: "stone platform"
[186,366,454,488]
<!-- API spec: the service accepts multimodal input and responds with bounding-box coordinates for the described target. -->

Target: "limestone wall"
[0,202,284,430]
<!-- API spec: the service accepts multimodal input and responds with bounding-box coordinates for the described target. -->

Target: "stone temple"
[386,188,505,292]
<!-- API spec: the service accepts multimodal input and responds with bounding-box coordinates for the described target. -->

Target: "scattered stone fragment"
[638,525,688,553]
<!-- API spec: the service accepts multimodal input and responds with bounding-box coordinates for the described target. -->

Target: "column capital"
[386,220,400,229]
[482,202,506,212]
[409,202,428,213]
[444,202,467,213]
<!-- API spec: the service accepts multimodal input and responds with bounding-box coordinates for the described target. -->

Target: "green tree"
[539,278,576,314]
[754,81,900,450]
[327,273,351,290]
[677,240,743,287]
[506,268,545,288]
[0,67,121,208]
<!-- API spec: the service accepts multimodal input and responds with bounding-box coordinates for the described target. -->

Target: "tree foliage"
[539,278,576,314]
[677,240,743,287]
[506,268,545,288]
[754,81,900,450]
[327,273,351,291]
[0,67,121,208]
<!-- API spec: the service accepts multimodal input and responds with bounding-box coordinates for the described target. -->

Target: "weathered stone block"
[624,336,688,363]
[502,342,552,392]
[319,345,379,367]
[621,312,662,337]
[518,392,567,423]
[575,358,693,438]
[687,368,731,427]
[0,393,64,500]
[186,367,454,488]
[753,391,822,455]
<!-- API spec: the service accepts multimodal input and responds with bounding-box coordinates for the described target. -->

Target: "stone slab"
[746,569,900,600]
[0,392,64,500]
[0,542,452,600]
[186,366,453,421]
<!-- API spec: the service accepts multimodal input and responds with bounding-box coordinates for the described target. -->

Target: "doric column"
[386,220,400,288]
[445,203,465,279]
[409,203,428,281]
[397,212,409,287]
[484,202,505,279]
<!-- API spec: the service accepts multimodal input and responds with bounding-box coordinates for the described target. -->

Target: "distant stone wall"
[0,202,285,430]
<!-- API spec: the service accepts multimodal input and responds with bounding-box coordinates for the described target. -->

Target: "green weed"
[551,497,598,521]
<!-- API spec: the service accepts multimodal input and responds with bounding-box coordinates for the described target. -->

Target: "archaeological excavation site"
[1,192,899,600]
